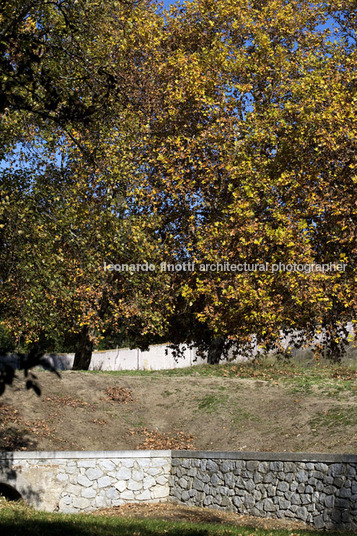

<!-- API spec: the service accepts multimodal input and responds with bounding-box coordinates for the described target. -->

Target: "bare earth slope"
[0,367,356,453]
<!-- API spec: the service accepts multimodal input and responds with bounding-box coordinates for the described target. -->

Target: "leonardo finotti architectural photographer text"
[103,261,346,273]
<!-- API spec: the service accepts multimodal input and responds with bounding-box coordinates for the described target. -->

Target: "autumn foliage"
[0,0,356,370]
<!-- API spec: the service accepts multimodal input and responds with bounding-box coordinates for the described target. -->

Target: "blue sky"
[163,0,179,9]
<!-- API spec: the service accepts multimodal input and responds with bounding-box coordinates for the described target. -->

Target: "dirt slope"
[0,370,356,453]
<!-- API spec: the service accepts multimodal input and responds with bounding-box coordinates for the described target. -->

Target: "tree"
[1,0,356,388]
[0,0,173,384]
[136,0,357,361]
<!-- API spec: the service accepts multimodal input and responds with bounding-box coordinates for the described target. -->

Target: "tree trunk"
[73,326,93,370]
[207,336,225,365]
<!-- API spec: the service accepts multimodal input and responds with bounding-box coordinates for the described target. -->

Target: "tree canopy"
[0,0,356,388]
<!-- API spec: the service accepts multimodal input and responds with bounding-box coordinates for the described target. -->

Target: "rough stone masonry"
[0,450,356,531]
[170,451,357,531]
[0,450,171,513]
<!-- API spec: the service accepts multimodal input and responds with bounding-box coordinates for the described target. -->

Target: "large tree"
[1,0,356,386]
[0,0,173,381]
[137,0,357,361]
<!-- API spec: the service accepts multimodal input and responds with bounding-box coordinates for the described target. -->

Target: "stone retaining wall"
[170,451,357,531]
[0,451,171,513]
[1,450,357,530]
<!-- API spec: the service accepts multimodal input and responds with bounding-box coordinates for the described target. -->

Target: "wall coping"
[0,450,171,461]
[172,450,357,463]
[1,450,357,463]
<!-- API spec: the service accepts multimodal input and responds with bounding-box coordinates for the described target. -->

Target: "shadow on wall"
[0,452,42,508]
[43,354,73,371]
[328,464,357,532]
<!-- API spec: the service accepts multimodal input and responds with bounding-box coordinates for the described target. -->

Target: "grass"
[230,408,260,425]
[309,407,357,431]
[0,502,352,536]
[85,359,357,396]
[196,394,228,413]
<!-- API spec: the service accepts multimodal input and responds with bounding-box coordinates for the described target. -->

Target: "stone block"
[135,489,151,501]
[187,467,197,477]
[220,461,233,473]
[65,466,77,475]
[270,462,283,472]
[120,490,134,500]
[81,487,96,498]
[252,489,261,501]
[315,463,328,473]
[277,481,289,492]
[224,473,234,487]
[59,495,71,509]
[151,485,168,499]
[328,464,344,477]
[263,499,276,512]
[301,494,312,505]
[99,460,116,472]
[296,470,309,483]
[339,487,352,498]
[78,474,92,487]
[244,494,255,509]
[95,495,108,507]
[233,496,243,508]
[291,493,301,505]
[278,498,290,509]
[116,467,131,480]
[132,469,144,482]
[98,476,112,488]
[245,479,255,492]
[222,495,233,507]
[206,460,219,472]
[181,490,190,501]
[128,480,142,491]
[246,461,260,471]
[253,472,263,484]
[86,468,104,481]
[266,485,276,497]
[211,473,223,486]
[263,473,274,484]
[179,477,188,489]
[258,462,269,474]
[106,487,119,500]
[73,497,90,510]
[143,476,156,489]
[137,459,150,468]
[192,477,204,491]
[283,462,296,473]
[146,467,161,476]
[325,495,335,508]
[114,481,127,493]
[334,477,345,488]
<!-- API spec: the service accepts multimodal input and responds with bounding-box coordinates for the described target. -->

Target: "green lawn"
[0,503,353,536]
[87,358,357,395]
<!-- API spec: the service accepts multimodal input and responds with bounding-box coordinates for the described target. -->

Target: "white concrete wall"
[43,343,207,371]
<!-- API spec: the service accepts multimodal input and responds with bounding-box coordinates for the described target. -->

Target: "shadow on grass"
[0,508,352,536]
[0,510,211,536]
